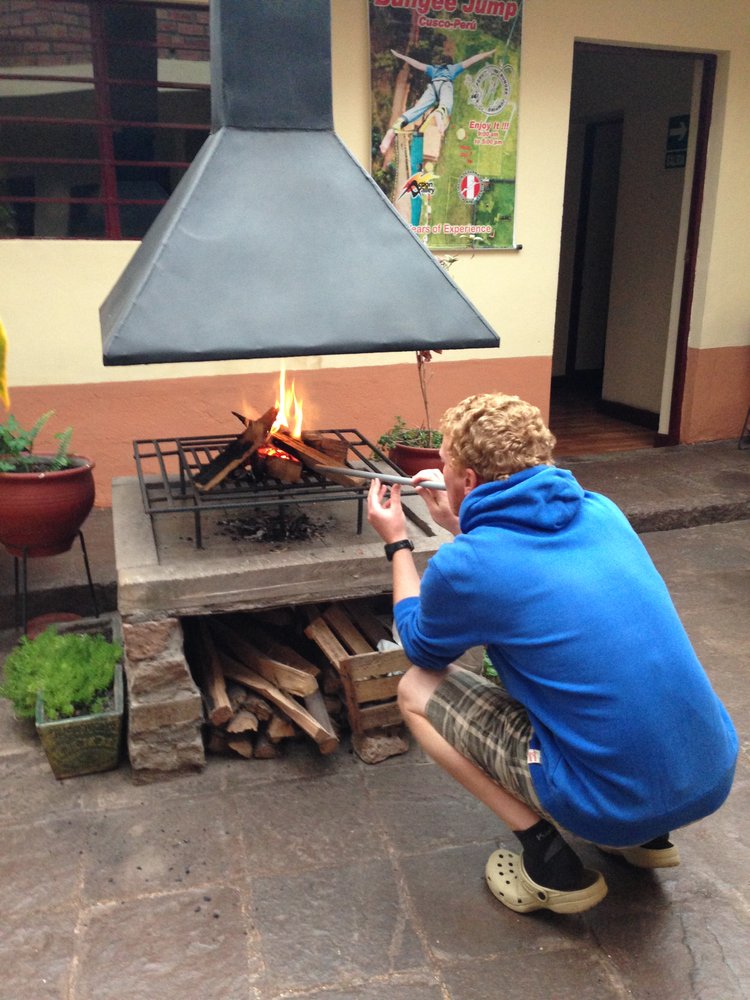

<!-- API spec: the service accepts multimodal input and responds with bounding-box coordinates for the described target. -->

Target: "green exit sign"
[666,114,690,169]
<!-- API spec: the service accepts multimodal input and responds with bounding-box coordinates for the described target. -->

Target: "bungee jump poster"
[369,0,522,251]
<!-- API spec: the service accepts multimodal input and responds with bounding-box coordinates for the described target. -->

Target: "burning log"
[301,431,349,465]
[255,445,303,484]
[194,406,277,492]
[271,428,360,488]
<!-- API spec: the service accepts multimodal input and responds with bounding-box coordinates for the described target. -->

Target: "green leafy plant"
[378,415,443,451]
[0,411,73,472]
[0,627,122,721]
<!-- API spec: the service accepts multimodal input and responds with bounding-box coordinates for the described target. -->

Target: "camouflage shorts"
[425,666,550,818]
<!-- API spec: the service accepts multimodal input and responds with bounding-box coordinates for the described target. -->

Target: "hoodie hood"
[459,466,585,535]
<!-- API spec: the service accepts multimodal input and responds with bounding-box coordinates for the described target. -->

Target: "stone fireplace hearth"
[112,476,452,780]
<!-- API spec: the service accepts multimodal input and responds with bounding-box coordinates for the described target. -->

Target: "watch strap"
[384,538,414,561]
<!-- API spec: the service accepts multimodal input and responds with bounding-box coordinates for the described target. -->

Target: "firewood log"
[301,431,349,464]
[303,689,339,740]
[219,614,320,677]
[322,604,372,655]
[304,616,349,674]
[342,600,393,648]
[226,682,249,712]
[210,620,318,697]
[207,730,251,756]
[270,429,360,488]
[244,694,274,721]
[261,451,303,483]
[226,709,260,734]
[226,737,254,759]
[218,652,338,754]
[253,728,280,759]
[192,620,233,725]
[194,406,277,492]
[267,713,296,742]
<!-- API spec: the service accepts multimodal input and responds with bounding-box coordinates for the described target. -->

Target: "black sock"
[514,819,586,891]
[641,833,672,850]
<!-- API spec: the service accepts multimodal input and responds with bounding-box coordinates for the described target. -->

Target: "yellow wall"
[1,0,749,490]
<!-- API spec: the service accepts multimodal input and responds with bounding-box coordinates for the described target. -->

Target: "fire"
[258,445,299,463]
[271,362,303,438]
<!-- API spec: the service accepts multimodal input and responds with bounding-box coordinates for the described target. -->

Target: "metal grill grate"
[133,428,420,548]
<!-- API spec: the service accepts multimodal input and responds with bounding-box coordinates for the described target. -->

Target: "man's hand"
[412,469,461,535]
[367,480,408,543]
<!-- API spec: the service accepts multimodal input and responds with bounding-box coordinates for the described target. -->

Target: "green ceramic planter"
[33,615,124,779]
[35,662,123,779]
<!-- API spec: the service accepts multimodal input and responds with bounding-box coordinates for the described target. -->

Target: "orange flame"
[258,445,300,463]
[271,362,303,438]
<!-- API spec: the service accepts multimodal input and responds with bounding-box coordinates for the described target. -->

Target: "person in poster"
[378,47,498,157]
[370,1,522,251]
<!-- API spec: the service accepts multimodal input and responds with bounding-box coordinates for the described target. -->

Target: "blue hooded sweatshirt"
[394,465,738,846]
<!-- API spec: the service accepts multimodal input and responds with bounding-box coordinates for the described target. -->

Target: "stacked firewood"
[185,599,411,763]
[186,612,340,759]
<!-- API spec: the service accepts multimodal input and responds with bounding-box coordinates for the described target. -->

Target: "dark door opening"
[550,44,714,458]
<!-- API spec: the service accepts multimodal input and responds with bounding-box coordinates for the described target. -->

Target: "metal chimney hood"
[100,0,500,366]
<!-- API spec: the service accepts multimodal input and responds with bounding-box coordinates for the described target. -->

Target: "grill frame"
[133,428,423,549]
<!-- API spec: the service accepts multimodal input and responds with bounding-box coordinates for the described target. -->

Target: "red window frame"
[0,0,210,239]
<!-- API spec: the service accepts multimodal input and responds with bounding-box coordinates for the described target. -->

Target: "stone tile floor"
[1,515,748,999]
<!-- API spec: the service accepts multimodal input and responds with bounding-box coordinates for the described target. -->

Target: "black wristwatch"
[384,538,414,561]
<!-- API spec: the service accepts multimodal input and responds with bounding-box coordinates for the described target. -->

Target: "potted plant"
[0,410,95,557]
[378,350,444,476]
[0,615,124,779]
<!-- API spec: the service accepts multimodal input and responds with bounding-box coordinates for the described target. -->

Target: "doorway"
[550,44,714,457]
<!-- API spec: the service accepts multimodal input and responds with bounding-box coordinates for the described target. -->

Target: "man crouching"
[367,392,737,914]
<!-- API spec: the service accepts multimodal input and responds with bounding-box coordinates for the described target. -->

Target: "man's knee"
[398,664,448,717]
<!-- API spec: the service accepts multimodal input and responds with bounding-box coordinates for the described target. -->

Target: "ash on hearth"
[217,507,335,545]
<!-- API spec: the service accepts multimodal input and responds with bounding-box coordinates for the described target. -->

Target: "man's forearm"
[391,548,421,605]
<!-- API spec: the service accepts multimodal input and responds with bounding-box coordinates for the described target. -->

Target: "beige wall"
[1,0,749,496]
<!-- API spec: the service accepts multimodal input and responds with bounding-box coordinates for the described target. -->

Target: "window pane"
[0,1,211,239]
[109,82,210,129]
[0,78,96,119]
[1,156,104,239]
[0,120,99,162]
[111,128,207,239]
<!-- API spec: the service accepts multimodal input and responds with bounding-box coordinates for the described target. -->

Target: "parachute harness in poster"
[369,0,523,251]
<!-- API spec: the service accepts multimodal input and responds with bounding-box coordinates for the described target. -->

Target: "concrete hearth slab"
[112,476,453,618]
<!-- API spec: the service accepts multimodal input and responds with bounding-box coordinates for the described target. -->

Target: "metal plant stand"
[14,530,99,635]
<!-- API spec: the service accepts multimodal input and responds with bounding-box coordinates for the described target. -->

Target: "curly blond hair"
[440,393,556,481]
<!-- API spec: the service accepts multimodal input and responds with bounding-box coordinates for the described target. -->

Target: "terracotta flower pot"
[0,456,95,557]
[388,443,443,478]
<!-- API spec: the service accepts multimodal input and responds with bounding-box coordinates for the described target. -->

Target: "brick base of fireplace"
[112,476,454,780]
